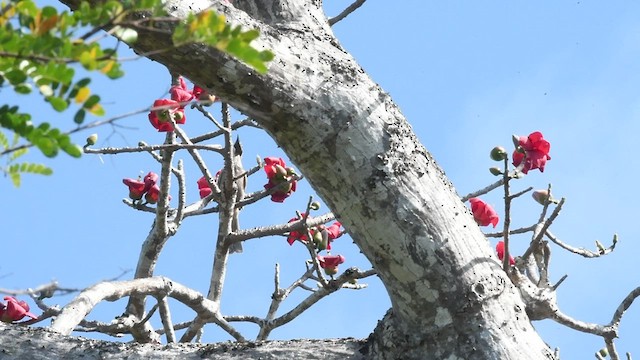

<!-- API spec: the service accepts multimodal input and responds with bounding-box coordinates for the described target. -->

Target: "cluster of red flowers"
[285,212,346,276]
[122,172,164,203]
[0,297,37,323]
[263,157,297,202]
[286,213,343,250]
[148,77,216,132]
[512,131,551,174]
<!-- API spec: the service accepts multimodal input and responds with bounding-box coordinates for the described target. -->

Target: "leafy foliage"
[1,0,273,185]
[0,130,52,187]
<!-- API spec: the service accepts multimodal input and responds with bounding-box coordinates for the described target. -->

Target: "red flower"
[145,184,160,204]
[469,198,499,228]
[123,172,165,203]
[317,254,346,276]
[325,221,343,240]
[323,221,343,250]
[143,172,158,191]
[287,213,309,245]
[123,178,146,200]
[263,157,297,202]
[197,176,213,199]
[512,131,551,174]
[170,77,195,103]
[286,215,343,251]
[193,85,218,104]
[496,241,515,266]
[192,85,205,98]
[0,297,37,323]
[148,99,185,132]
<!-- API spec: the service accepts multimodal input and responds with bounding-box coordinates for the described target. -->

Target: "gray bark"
[0,323,366,360]
[32,0,556,359]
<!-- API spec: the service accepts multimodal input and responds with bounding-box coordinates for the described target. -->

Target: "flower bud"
[532,189,558,205]
[274,164,288,178]
[512,134,521,148]
[310,201,321,210]
[490,146,507,161]
[158,109,171,122]
[313,230,328,251]
[598,348,608,357]
[85,133,98,146]
[173,111,184,122]
[532,190,550,205]
[595,240,605,253]
[489,167,503,176]
[323,266,338,276]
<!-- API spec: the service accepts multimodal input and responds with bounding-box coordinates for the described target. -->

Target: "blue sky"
[3,1,640,358]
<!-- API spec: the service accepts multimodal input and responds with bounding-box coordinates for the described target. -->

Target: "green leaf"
[9,172,20,187]
[74,109,86,124]
[8,147,28,162]
[14,83,33,94]
[0,131,8,150]
[34,136,58,157]
[83,94,100,109]
[61,143,82,158]
[46,96,69,112]
[5,69,27,85]
[41,6,58,18]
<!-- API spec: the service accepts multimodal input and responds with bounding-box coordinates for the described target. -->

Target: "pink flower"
[496,241,515,266]
[323,221,343,250]
[122,178,146,200]
[148,99,185,132]
[170,77,195,103]
[192,85,205,98]
[469,198,499,228]
[145,184,160,204]
[512,131,551,174]
[317,254,345,276]
[285,215,343,251]
[0,297,37,323]
[287,213,309,245]
[143,172,158,191]
[197,176,213,199]
[193,85,218,104]
[263,157,297,202]
[325,222,343,240]
[123,172,165,203]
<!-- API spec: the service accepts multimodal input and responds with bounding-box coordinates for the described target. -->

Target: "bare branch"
[50,277,220,336]
[545,231,618,258]
[328,0,366,26]
[610,286,640,328]
[157,296,176,343]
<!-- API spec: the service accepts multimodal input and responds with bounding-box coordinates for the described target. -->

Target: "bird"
[217,138,247,254]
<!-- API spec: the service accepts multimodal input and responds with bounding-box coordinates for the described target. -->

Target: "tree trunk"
[45,0,555,358]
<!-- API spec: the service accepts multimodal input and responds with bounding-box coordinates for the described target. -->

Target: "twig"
[461,178,505,202]
[545,231,618,258]
[328,0,367,26]
[84,143,223,155]
[157,296,176,343]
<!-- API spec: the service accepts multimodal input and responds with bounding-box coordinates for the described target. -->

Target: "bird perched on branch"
[217,138,247,254]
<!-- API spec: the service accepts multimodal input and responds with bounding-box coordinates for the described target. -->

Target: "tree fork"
[53,0,554,358]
